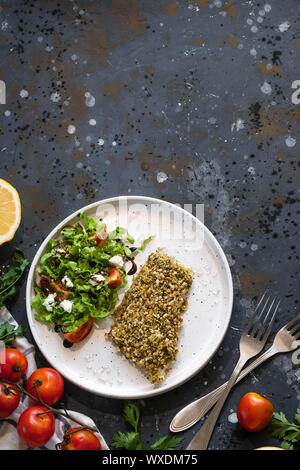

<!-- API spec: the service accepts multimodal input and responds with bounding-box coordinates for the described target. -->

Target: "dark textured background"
[0,0,299,450]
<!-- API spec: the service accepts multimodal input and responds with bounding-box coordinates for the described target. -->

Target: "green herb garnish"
[123,402,140,433]
[0,321,24,347]
[111,403,184,451]
[0,248,30,307]
[149,435,185,451]
[112,431,143,450]
[268,405,300,449]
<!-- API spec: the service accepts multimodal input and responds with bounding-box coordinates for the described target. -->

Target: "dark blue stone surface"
[0,0,299,450]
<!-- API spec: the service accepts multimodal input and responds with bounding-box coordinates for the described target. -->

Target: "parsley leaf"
[0,248,30,307]
[268,407,300,449]
[123,402,140,432]
[149,435,184,450]
[0,321,24,347]
[294,405,300,426]
[111,431,143,450]
[111,402,184,451]
[111,403,142,450]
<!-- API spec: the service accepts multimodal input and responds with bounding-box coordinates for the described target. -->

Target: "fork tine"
[243,290,269,336]
[254,296,277,338]
[286,315,300,331]
[294,332,300,341]
[290,322,300,336]
[249,294,272,337]
[259,299,281,343]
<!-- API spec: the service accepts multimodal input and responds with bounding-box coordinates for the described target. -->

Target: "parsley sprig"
[0,248,30,308]
[111,403,184,450]
[0,321,24,347]
[268,405,300,449]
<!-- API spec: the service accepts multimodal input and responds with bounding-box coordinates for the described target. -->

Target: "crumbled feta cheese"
[61,275,74,288]
[42,293,56,312]
[89,274,105,286]
[109,255,123,269]
[55,247,67,255]
[60,299,73,313]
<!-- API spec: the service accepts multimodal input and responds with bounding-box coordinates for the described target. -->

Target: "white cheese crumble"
[89,274,105,286]
[60,299,73,313]
[42,293,56,312]
[61,275,74,288]
[109,255,123,269]
[55,247,67,255]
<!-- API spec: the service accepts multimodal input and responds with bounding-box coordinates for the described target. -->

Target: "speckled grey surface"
[0,0,299,450]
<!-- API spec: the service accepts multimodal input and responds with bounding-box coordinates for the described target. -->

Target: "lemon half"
[0,178,21,245]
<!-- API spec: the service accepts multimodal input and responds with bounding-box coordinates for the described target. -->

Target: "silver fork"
[171,314,300,433]
[186,292,280,450]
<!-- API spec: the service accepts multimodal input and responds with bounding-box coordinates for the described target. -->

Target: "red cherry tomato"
[95,228,107,247]
[0,348,28,383]
[26,368,64,405]
[17,405,55,448]
[64,317,93,344]
[60,426,102,450]
[237,392,274,432]
[108,267,122,288]
[0,381,20,418]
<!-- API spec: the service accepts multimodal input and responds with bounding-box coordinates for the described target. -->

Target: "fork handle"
[170,346,276,433]
[186,356,247,450]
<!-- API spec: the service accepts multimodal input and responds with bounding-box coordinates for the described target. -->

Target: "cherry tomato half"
[90,228,107,247]
[64,317,93,344]
[0,381,20,418]
[60,426,102,450]
[0,348,28,383]
[237,392,274,432]
[108,267,122,288]
[26,368,64,405]
[17,405,55,448]
[95,228,107,247]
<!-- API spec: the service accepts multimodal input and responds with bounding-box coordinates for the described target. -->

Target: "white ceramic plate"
[26,196,233,399]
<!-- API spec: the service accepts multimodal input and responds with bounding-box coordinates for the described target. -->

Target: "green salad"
[32,212,152,334]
